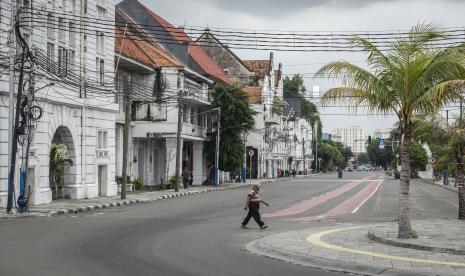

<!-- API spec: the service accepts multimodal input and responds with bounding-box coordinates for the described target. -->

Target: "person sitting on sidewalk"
[241,184,269,229]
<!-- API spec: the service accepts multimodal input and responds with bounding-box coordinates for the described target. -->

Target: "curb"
[420,178,458,193]
[246,236,434,276]
[367,230,465,255]
[5,175,311,218]
[21,184,254,217]
[49,190,210,216]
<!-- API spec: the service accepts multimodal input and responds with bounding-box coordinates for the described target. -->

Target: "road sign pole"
[250,155,252,180]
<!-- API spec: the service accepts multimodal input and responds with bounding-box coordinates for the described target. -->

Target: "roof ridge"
[116,6,183,68]
[196,32,252,72]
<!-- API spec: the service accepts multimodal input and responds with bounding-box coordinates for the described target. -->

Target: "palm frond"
[349,36,392,76]
[418,80,465,113]
[315,61,395,114]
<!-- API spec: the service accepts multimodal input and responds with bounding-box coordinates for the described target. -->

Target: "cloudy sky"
[138,0,465,135]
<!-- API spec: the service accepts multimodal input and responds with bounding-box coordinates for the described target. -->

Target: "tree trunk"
[456,154,465,219]
[398,123,413,239]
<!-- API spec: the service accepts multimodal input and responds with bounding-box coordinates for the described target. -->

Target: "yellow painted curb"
[306,226,465,267]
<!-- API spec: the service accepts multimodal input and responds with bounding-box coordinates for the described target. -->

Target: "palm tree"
[315,24,465,238]
[413,114,465,218]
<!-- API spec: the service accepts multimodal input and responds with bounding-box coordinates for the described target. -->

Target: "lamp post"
[214,108,221,187]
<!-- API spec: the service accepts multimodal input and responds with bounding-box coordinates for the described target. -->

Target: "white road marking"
[351,180,383,213]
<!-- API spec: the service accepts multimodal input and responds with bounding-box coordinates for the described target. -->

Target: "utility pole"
[446,109,449,125]
[174,89,183,192]
[302,137,305,174]
[7,0,16,213]
[121,75,131,199]
[215,108,221,186]
[242,132,247,183]
[314,121,319,173]
[7,51,26,213]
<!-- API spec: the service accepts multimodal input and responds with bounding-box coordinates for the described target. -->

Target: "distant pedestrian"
[241,184,269,229]
[189,171,193,186]
[444,169,449,186]
[182,168,190,189]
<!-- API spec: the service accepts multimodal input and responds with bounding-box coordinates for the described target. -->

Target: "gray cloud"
[204,0,399,17]
[201,0,462,18]
[138,0,465,133]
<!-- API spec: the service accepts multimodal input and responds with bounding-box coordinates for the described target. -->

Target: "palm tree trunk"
[398,123,413,239]
[456,153,465,219]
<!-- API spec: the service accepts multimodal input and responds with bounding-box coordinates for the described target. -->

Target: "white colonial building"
[0,0,118,207]
[116,1,232,186]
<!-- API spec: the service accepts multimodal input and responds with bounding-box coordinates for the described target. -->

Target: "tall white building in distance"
[331,126,366,154]
[373,128,391,139]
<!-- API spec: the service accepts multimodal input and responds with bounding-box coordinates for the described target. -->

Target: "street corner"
[246,222,465,276]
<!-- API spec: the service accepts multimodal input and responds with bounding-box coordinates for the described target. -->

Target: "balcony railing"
[96,149,109,158]
[183,79,209,103]
[265,113,281,125]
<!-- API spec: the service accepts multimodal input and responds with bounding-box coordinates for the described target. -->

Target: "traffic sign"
[248,149,255,157]
[430,157,437,165]
[379,139,385,149]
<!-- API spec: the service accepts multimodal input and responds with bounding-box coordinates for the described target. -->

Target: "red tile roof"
[242,86,262,104]
[115,27,182,68]
[243,60,271,77]
[115,8,182,68]
[138,2,233,85]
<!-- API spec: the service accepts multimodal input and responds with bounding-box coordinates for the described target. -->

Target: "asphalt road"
[0,172,459,276]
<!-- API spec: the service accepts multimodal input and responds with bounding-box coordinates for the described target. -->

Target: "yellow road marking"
[306,226,465,266]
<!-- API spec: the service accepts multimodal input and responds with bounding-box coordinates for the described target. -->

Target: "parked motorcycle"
[338,171,343,179]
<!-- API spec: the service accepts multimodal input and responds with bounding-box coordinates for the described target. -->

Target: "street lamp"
[241,129,251,183]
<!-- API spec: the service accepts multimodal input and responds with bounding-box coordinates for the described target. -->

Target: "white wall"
[0,0,118,206]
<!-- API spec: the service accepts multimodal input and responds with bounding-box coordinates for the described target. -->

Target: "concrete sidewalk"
[247,219,465,276]
[421,177,458,193]
[2,174,315,218]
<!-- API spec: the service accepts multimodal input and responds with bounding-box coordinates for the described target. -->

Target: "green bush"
[169,175,177,185]
[132,177,144,190]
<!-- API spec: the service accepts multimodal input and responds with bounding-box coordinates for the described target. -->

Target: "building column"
[266,159,272,179]
[193,141,204,185]
[165,137,182,183]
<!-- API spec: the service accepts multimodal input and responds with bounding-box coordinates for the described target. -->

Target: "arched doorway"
[49,126,76,200]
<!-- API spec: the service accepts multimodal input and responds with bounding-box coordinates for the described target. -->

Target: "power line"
[17,6,465,39]
[18,6,465,53]
[29,19,465,52]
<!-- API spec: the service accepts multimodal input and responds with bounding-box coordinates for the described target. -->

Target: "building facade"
[116,1,232,186]
[373,128,391,140]
[0,0,118,207]
[331,126,366,154]
[198,31,293,179]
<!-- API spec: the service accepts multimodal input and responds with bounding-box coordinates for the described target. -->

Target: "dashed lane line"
[306,226,465,267]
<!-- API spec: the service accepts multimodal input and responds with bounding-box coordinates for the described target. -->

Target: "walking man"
[182,168,190,189]
[241,184,269,229]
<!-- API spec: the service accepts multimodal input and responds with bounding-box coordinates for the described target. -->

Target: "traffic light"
[368,135,372,144]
